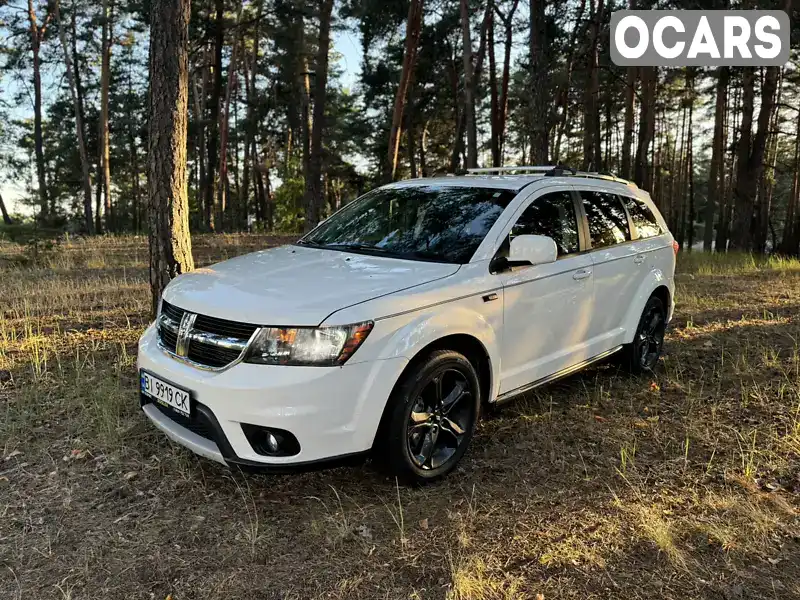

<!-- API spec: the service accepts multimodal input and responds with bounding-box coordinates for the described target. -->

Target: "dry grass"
[1,236,799,599]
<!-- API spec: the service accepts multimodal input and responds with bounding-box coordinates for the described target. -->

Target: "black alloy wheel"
[624,295,667,374]
[406,368,473,470]
[376,350,481,484]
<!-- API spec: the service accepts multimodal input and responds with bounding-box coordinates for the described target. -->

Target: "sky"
[0,28,364,216]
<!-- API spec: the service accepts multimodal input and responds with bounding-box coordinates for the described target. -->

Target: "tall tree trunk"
[191,66,207,229]
[780,102,800,254]
[27,0,49,221]
[729,65,779,251]
[529,0,548,164]
[459,0,478,168]
[496,0,518,164]
[633,66,656,189]
[716,85,738,252]
[386,0,423,181]
[551,0,583,164]
[300,53,312,197]
[147,0,194,317]
[304,0,334,231]
[95,162,103,232]
[686,73,695,251]
[704,66,728,251]
[99,0,114,231]
[582,0,603,171]
[54,0,94,234]
[450,4,493,171]
[407,104,418,178]
[0,191,11,225]
[131,130,141,232]
[488,3,500,167]
[216,6,244,233]
[620,67,637,179]
[205,0,225,231]
[754,69,782,254]
[420,121,429,177]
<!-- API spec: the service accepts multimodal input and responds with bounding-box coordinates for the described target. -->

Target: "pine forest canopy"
[0,0,798,255]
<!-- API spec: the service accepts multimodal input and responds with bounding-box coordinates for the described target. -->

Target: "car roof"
[385,174,645,196]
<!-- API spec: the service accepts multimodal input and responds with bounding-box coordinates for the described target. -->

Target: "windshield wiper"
[334,243,452,263]
[295,239,327,248]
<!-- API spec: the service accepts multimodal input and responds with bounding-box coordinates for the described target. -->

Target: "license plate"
[140,370,191,417]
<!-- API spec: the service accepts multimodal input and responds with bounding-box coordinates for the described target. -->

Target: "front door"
[498,189,595,396]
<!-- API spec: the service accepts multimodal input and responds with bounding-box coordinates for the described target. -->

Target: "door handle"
[634,254,646,265]
[573,269,591,280]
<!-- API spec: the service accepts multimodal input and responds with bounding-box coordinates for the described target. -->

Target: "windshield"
[299,185,517,264]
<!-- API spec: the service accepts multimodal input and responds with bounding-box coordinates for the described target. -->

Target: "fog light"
[265,432,280,453]
[241,424,301,457]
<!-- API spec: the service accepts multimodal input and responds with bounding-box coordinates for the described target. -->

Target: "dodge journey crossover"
[137,166,676,483]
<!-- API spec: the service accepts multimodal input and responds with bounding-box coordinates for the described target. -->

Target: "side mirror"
[508,234,557,266]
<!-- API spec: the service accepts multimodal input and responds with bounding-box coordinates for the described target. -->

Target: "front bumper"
[136,323,408,467]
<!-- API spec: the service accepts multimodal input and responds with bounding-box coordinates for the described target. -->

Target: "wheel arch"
[370,333,494,452]
[621,272,673,344]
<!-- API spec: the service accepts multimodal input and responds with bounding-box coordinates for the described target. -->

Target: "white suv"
[137,167,676,483]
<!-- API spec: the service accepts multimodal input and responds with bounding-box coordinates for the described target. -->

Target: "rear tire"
[373,350,480,485]
[621,295,666,375]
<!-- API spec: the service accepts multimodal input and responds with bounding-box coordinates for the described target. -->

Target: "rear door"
[497,189,594,395]
[579,189,638,349]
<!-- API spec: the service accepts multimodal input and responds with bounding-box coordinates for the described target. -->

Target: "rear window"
[622,196,663,239]
[580,191,630,249]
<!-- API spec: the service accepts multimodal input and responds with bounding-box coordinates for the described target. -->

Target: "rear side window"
[511,191,579,256]
[622,196,662,239]
[580,191,630,249]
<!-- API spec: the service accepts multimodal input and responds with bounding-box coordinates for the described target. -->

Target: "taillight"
[672,240,679,256]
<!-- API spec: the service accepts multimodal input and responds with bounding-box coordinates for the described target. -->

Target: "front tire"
[622,295,667,375]
[375,350,481,484]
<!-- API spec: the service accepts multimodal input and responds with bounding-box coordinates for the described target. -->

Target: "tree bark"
[582,0,603,171]
[459,0,478,168]
[99,0,114,231]
[552,0,585,164]
[216,5,245,233]
[716,85,738,252]
[0,191,12,225]
[780,103,800,255]
[27,0,50,221]
[729,65,779,251]
[754,69,782,254]
[205,0,225,231]
[304,0,334,231]
[450,4,493,171]
[529,0,549,164]
[385,0,423,181]
[704,66,728,251]
[488,3,499,167]
[147,0,194,317]
[54,0,94,234]
[620,66,637,179]
[633,66,656,190]
[686,71,695,251]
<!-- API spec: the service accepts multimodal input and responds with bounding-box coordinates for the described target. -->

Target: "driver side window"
[508,191,579,257]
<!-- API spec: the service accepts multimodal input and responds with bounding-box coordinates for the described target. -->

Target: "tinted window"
[622,196,662,239]
[301,185,516,264]
[510,191,579,256]
[580,191,630,249]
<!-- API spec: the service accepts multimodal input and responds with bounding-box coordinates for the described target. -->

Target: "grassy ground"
[1,236,798,600]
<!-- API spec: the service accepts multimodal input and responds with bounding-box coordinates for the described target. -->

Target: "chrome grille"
[157,300,258,369]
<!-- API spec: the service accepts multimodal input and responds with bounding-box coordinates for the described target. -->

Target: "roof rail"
[462,165,638,188]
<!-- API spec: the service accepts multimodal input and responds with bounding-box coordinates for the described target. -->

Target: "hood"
[162,245,460,325]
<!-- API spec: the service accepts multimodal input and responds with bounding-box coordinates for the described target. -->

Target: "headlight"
[244,322,374,366]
